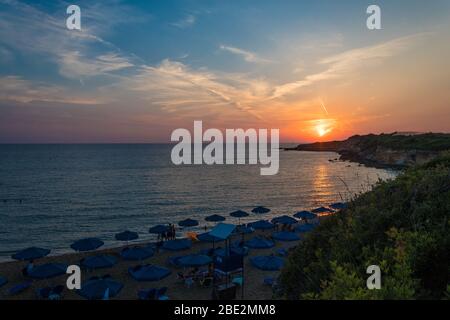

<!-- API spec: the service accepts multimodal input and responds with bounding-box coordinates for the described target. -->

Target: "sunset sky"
[0,0,449,143]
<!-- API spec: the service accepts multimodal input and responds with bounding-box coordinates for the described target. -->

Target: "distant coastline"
[284,132,450,169]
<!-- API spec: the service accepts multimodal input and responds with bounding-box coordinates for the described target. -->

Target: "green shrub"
[280,153,450,299]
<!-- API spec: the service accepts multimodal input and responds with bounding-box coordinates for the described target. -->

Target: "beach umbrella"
[197,232,222,243]
[81,255,117,269]
[162,239,192,251]
[70,238,104,252]
[245,236,275,249]
[250,255,284,271]
[120,247,154,261]
[129,264,171,281]
[293,211,317,220]
[251,206,271,214]
[205,214,226,222]
[78,278,123,300]
[311,206,334,214]
[230,210,249,224]
[177,254,212,267]
[12,247,50,261]
[149,225,170,234]
[330,202,348,210]
[178,218,199,227]
[115,230,139,242]
[230,210,249,218]
[248,220,274,230]
[0,276,7,288]
[28,263,68,279]
[271,215,298,225]
[272,231,300,242]
[295,223,316,233]
[233,225,254,234]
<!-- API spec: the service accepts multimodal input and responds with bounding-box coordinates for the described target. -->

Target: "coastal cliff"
[285,132,450,168]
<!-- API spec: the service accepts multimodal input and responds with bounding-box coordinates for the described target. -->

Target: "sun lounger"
[36,285,64,300]
[156,287,168,300]
[49,285,64,300]
[9,281,32,295]
[232,276,243,287]
[36,287,52,299]
[184,277,194,288]
[0,276,8,288]
[138,288,157,300]
[263,277,277,286]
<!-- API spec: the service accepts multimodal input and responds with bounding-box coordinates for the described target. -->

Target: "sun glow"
[316,124,329,137]
[312,119,335,138]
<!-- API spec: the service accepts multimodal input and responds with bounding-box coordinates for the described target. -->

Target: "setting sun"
[313,119,335,138]
[316,124,329,137]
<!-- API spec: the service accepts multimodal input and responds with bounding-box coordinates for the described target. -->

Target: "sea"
[0,144,397,261]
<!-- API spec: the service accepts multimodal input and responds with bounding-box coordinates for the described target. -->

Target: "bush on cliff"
[280,152,450,299]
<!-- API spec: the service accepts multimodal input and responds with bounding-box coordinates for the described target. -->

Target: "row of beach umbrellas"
[10,202,346,261]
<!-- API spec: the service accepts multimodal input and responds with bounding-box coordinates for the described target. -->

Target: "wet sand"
[0,228,302,300]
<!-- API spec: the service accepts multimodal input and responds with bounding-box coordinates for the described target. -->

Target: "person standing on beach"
[171,224,176,240]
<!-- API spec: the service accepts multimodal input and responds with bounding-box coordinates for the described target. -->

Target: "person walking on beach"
[169,224,175,240]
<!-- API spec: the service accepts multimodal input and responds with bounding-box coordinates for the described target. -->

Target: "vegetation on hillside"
[280,152,450,299]
[347,132,450,152]
[290,132,450,152]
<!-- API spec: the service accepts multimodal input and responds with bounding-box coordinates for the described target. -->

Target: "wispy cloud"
[0,76,101,104]
[112,59,268,120]
[270,33,430,99]
[219,45,272,64]
[0,0,139,80]
[58,52,134,79]
[171,14,196,29]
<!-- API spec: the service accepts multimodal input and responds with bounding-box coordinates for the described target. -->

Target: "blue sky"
[0,0,449,142]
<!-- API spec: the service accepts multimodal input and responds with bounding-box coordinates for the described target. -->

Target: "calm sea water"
[0,144,397,261]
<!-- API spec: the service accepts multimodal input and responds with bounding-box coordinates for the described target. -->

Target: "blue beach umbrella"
[197,232,222,243]
[272,231,300,242]
[70,238,104,252]
[293,211,317,220]
[0,276,7,288]
[230,210,250,224]
[28,263,68,279]
[12,247,50,261]
[115,230,139,242]
[230,210,249,218]
[205,214,226,222]
[311,206,334,214]
[177,254,212,267]
[330,202,348,210]
[250,255,284,271]
[271,215,298,225]
[78,278,123,300]
[162,239,192,251]
[178,218,199,227]
[251,206,271,214]
[295,223,316,233]
[248,220,274,230]
[81,255,117,269]
[129,264,171,281]
[121,247,154,261]
[245,236,275,249]
[149,225,170,234]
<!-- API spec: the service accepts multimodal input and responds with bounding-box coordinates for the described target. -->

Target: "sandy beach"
[0,227,303,300]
